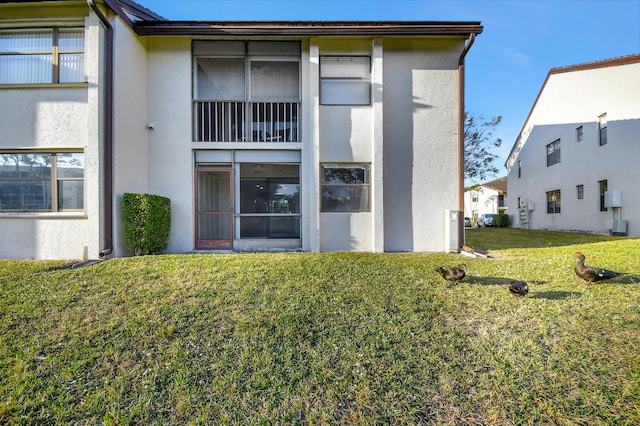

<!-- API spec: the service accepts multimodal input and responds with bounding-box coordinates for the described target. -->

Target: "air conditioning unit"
[612,219,627,236]
[605,190,622,208]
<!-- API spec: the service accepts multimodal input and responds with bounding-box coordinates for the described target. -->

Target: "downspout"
[457,32,476,248]
[87,0,113,257]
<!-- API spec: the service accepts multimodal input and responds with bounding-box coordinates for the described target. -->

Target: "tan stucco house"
[0,0,482,259]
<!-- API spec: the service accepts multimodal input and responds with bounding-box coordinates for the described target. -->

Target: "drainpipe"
[87,0,113,258]
[457,33,476,248]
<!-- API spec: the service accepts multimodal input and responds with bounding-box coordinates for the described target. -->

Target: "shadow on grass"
[532,291,582,300]
[465,276,549,287]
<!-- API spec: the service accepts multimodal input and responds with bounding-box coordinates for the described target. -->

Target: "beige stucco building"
[0,0,482,259]
[505,55,640,237]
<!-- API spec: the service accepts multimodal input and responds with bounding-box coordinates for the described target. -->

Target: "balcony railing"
[194,100,300,142]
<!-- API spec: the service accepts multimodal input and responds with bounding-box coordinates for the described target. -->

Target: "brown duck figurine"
[573,252,620,282]
[508,280,529,296]
[435,263,468,285]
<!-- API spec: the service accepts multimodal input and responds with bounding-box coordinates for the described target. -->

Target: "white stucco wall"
[506,60,640,236]
[317,38,376,251]
[0,13,95,259]
[145,37,194,253]
[111,18,151,257]
[382,39,463,252]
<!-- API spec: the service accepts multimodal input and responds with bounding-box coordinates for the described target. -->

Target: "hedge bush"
[122,193,171,256]
[494,213,510,228]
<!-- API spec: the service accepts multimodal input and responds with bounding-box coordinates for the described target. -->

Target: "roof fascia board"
[132,21,483,37]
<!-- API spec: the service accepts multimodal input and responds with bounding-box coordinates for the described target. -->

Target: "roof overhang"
[133,20,483,37]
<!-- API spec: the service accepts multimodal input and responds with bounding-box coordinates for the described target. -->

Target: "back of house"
[0,0,482,259]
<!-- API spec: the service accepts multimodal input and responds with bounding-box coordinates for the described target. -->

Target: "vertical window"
[0,28,84,84]
[576,125,583,142]
[0,152,84,211]
[321,164,370,212]
[239,164,300,238]
[546,139,561,167]
[517,160,522,178]
[576,184,584,200]
[546,190,561,214]
[598,113,607,146]
[471,191,478,202]
[599,180,608,211]
[320,56,371,105]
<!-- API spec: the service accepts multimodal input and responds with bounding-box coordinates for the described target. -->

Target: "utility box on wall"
[444,209,460,252]
[605,190,622,208]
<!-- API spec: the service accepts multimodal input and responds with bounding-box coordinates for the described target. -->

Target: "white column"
[302,38,321,251]
[371,38,384,252]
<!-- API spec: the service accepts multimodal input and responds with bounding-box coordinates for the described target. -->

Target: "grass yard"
[1,229,639,425]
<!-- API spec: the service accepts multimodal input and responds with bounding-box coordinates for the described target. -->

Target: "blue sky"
[140,0,640,182]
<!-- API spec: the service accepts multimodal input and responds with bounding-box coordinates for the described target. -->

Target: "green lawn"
[1,229,639,425]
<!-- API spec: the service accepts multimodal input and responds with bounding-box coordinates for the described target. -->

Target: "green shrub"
[494,214,510,227]
[122,193,171,256]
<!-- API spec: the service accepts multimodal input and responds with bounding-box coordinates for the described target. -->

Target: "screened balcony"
[193,100,300,142]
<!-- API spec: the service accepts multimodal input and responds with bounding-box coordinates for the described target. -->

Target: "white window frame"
[320,56,371,106]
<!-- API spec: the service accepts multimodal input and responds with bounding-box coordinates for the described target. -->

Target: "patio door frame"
[194,167,234,250]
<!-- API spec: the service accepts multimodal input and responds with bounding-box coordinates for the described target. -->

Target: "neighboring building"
[0,0,483,259]
[464,176,507,222]
[505,55,640,236]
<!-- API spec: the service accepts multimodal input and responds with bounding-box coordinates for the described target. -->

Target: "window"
[598,113,607,146]
[599,180,608,211]
[517,160,522,178]
[320,56,371,105]
[577,184,584,200]
[193,41,300,142]
[471,191,478,202]
[0,152,84,211]
[546,139,561,167]
[239,163,300,238]
[321,164,370,212]
[576,125,583,142]
[0,28,84,84]
[546,190,561,214]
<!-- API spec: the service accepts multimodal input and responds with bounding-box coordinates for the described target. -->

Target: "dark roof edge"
[116,0,165,21]
[549,53,640,75]
[132,20,483,37]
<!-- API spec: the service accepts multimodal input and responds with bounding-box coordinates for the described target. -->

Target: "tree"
[464,113,502,183]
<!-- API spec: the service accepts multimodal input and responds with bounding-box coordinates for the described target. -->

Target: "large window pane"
[238,163,300,239]
[240,216,300,238]
[59,53,84,83]
[58,180,83,210]
[250,61,299,102]
[0,31,52,52]
[0,55,52,84]
[321,186,370,212]
[0,153,51,178]
[196,58,245,100]
[56,153,84,178]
